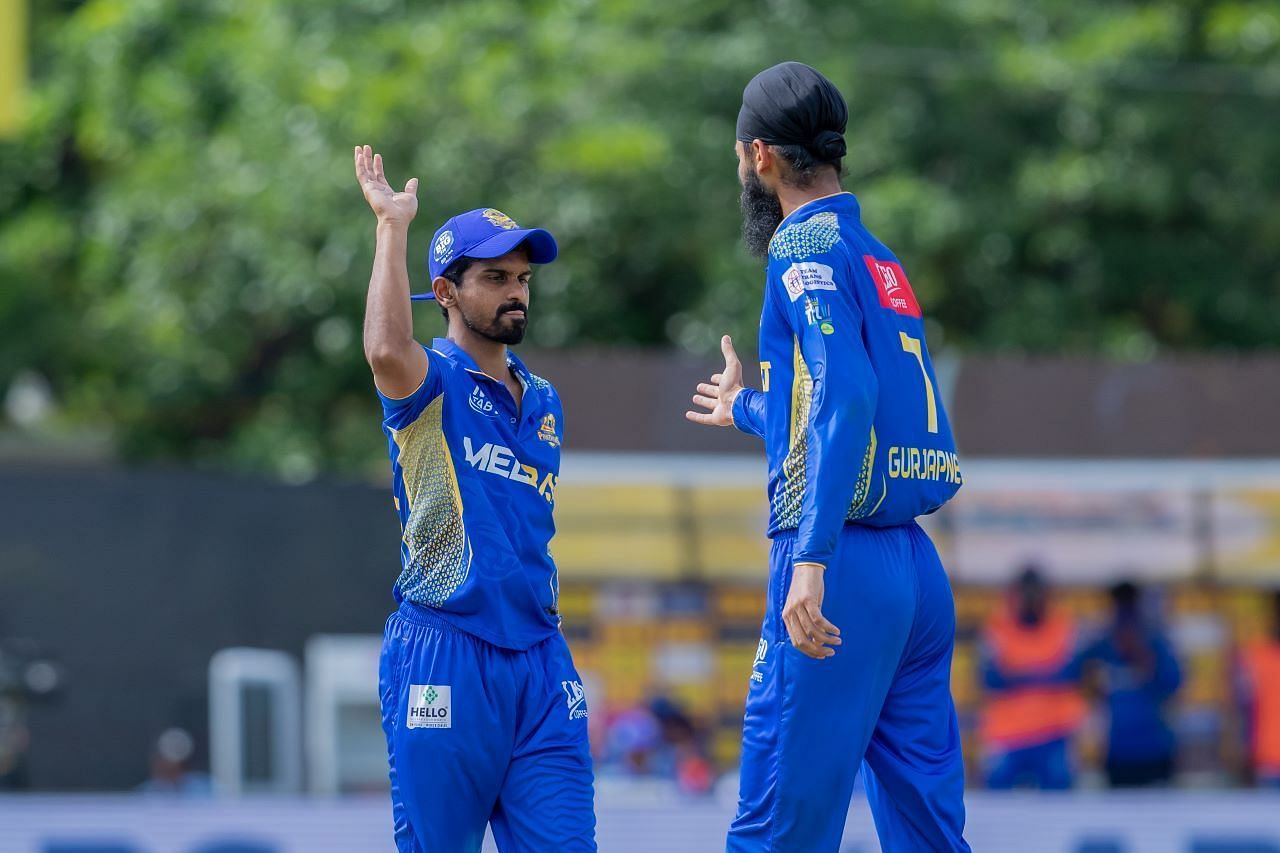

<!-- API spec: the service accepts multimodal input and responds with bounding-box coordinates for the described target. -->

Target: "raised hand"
[354,144,418,226]
[686,335,746,427]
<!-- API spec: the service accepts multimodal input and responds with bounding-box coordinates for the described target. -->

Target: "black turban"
[736,61,848,161]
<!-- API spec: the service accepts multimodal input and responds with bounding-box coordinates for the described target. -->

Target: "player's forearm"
[794,437,873,566]
[794,371,878,566]
[363,221,416,367]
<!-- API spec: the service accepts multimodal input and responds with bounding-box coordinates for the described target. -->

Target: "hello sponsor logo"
[406,684,451,730]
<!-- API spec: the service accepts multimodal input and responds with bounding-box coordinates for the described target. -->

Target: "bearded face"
[460,296,528,346]
[446,249,532,345]
[739,152,784,260]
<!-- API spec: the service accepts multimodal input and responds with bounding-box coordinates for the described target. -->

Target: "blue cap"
[412,208,558,301]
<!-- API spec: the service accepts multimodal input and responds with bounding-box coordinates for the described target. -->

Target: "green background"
[1,0,1277,475]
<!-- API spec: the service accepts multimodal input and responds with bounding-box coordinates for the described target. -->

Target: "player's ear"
[432,275,456,308]
[750,139,772,176]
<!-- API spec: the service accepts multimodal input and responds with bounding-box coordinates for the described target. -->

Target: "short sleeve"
[376,344,446,429]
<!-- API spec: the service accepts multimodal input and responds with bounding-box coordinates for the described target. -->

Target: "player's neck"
[448,327,509,381]
[777,173,845,218]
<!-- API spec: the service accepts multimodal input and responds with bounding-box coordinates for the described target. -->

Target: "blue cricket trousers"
[379,601,596,852]
[729,522,970,852]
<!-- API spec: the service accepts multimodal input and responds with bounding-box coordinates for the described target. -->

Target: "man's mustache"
[498,302,528,318]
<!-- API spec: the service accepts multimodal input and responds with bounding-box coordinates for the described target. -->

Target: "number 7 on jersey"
[899,331,938,434]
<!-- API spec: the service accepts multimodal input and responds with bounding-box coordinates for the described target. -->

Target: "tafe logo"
[469,386,497,417]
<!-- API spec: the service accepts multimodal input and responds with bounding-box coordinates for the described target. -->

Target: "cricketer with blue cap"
[354,145,596,852]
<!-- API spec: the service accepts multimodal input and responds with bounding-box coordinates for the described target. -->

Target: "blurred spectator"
[1082,580,1183,788]
[600,696,713,794]
[0,693,31,790]
[137,727,211,796]
[650,697,713,794]
[978,566,1087,789]
[1237,590,1280,787]
[0,636,61,790]
[602,706,663,776]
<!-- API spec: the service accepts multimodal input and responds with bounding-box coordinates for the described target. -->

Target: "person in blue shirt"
[354,145,595,852]
[1081,580,1183,788]
[687,64,970,852]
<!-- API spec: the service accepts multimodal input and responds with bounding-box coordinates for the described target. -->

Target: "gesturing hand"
[685,335,746,428]
[354,144,418,226]
[783,563,842,659]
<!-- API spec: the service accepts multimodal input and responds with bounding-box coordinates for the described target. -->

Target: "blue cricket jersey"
[731,192,962,567]
[377,337,564,650]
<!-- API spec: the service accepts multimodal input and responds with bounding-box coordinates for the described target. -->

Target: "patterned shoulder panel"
[527,372,553,394]
[769,211,842,261]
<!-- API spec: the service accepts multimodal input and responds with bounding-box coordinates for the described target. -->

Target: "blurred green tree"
[0,0,1277,476]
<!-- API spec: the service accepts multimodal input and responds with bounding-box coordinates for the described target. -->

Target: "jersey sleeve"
[731,388,766,438]
[376,343,446,429]
[772,252,878,568]
[549,384,565,449]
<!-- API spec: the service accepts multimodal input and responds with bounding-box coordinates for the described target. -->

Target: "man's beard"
[740,170,784,260]
[462,300,528,345]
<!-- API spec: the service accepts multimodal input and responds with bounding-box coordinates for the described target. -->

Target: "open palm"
[686,335,746,427]
[354,144,418,225]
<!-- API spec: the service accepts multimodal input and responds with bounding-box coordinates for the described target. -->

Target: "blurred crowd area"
[565,577,1280,794]
[5,461,1280,796]
[6,573,1280,797]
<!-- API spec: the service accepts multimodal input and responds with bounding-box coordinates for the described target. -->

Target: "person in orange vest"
[1238,590,1280,787]
[979,566,1087,789]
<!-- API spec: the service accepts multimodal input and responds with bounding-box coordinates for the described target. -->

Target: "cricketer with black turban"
[687,62,972,852]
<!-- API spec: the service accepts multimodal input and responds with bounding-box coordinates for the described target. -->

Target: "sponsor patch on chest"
[468,385,498,417]
[782,261,837,302]
[537,413,561,448]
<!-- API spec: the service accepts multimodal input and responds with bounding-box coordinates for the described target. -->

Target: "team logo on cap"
[537,413,560,448]
[482,209,519,230]
[433,230,455,265]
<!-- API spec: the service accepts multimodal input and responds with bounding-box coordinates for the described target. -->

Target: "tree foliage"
[1,0,1277,475]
